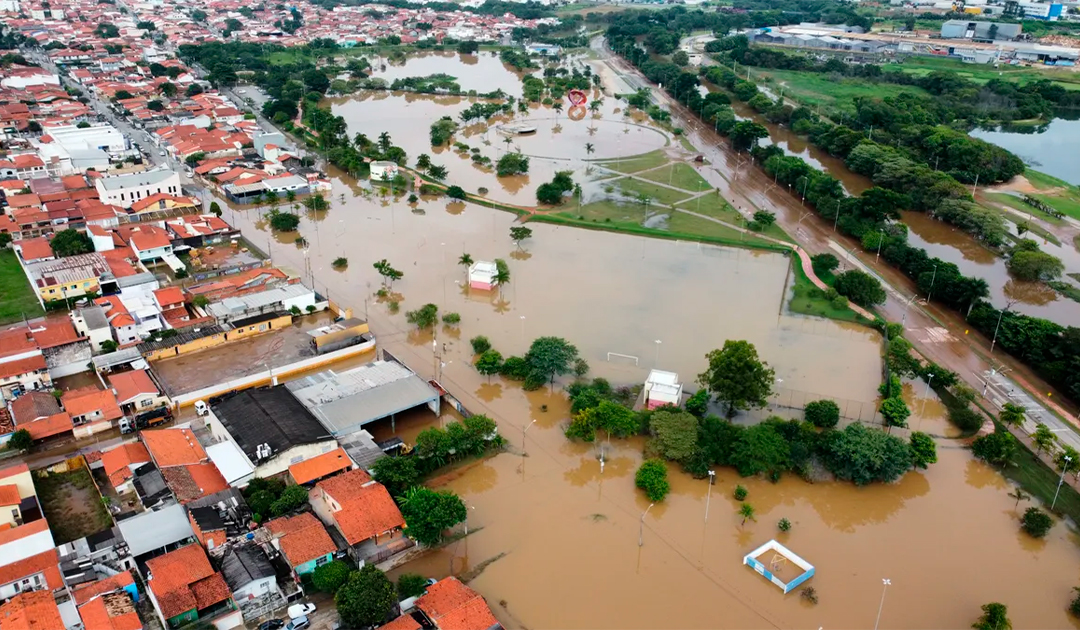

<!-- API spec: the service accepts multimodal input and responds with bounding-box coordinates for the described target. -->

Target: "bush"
[833,270,886,307]
[733,485,748,501]
[948,405,986,433]
[1070,588,1080,618]
[269,211,300,231]
[446,185,467,199]
[635,459,670,502]
[442,312,461,324]
[500,356,530,380]
[804,400,840,429]
[397,573,429,600]
[685,390,709,418]
[1021,506,1053,538]
[312,560,352,593]
[333,257,348,269]
[269,484,310,516]
[470,335,491,354]
[7,429,32,451]
[971,430,1016,467]
[811,253,839,277]
[778,517,792,532]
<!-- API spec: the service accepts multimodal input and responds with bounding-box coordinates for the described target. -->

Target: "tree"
[825,423,912,486]
[335,565,396,629]
[510,226,532,247]
[269,484,308,516]
[738,502,756,525]
[635,459,670,502]
[312,560,352,593]
[648,409,699,462]
[1007,487,1030,508]
[1071,587,1080,618]
[672,50,689,66]
[810,253,840,277]
[209,201,222,217]
[428,165,449,180]
[373,259,403,288]
[50,229,93,257]
[475,349,503,379]
[879,397,911,427]
[458,253,473,273]
[999,402,1026,428]
[405,303,439,329]
[971,431,1016,467]
[1021,507,1053,538]
[370,456,418,498]
[909,431,937,469]
[804,400,840,428]
[536,171,574,205]
[399,487,467,546]
[685,390,709,418]
[972,603,1011,630]
[470,336,491,355]
[303,194,329,212]
[456,40,480,55]
[186,83,204,97]
[1032,423,1057,455]
[268,211,299,231]
[730,422,790,477]
[834,270,886,307]
[417,154,432,170]
[159,82,177,98]
[7,429,32,451]
[728,120,768,151]
[697,340,775,415]
[496,152,529,177]
[526,336,580,386]
[1008,249,1063,281]
[446,185,467,199]
[493,259,510,292]
[397,574,429,600]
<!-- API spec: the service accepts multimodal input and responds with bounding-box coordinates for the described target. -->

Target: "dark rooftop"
[221,545,276,590]
[232,311,289,328]
[211,387,332,463]
[189,505,225,532]
[138,324,227,354]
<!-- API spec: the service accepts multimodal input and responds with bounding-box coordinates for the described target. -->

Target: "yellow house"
[25,252,109,306]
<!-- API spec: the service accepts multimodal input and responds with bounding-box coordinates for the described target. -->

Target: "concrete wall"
[143,314,292,362]
[254,442,338,481]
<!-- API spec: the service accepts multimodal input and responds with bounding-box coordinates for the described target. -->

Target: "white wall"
[95,170,182,207]
[0,527,56,565]
[232,575,280,602]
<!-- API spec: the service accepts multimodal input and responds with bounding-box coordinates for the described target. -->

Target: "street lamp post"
[990,299,1018,356]
[901,294,917,328]
[464,505,475,535]
[876,229,885,262]
[522,419,536,455]
[1053,455,1072,511]
[520,315,526,342]
[927,264,939,305]
[874,579,892,630]
[638,503,655,547]
[654,339,662,365]
[704,470,715,522]
[832,199,842,232]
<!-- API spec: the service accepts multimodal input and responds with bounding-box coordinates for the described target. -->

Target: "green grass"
[787,259,864,323]
[0,250,43,325]
[1026,168,1074,191]
[881,57,1080,91]
[529,213,790,254]
[999,424,1080,526]
[753,68,928,111]
[673,195,793,243]
[1048,281,1080,304]
[983,193,1065,226]
[982,196,1062,246]
[611,177,691,206]
[678,135,697,152]
[569,199,648,224]
[593,149,669,175]
[638,162,711,192]
[665,211,772,246]
[1029,193,1080,221]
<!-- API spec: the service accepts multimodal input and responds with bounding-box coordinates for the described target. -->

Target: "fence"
[740,386,885,425]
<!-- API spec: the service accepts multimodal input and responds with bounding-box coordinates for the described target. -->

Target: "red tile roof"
[328,484,404,546]
[21,412,73,440]
[0,590,64,630]
[13,237,53,262]
[377,615,423,630]
[161,463,228,503]
[61,387,122,422]
[289,448,353,485]
[72,570,136,605]
[142,428,206,468]
[189,573,231,610]
[0,355,47,381]
[0,463,29,482]
[0,549,62,592]
[108,370,158,405]
[76,592,142,630]
[153,286,185,309]
[316,467,373,503]
[145,544,221,619]
[416,578,500,630]
[0,485,20,507]
[0,519,50,547]
[101,443,150,489]
[265,513,336,568]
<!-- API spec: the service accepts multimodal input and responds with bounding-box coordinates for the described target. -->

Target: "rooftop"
[265,512,336,568]
[0,590,64,630]
[116,503,194,558]
[210,387,332,463]
[289,447,353,485]
[142,428,207,468]
[95,167,177,191]
[416,577,500,630]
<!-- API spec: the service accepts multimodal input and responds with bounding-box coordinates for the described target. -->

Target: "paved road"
[590,36,1080,452]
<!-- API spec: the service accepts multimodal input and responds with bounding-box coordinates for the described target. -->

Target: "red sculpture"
[567,89,588,107]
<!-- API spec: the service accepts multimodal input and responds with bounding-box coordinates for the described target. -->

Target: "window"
[315,555,329,566]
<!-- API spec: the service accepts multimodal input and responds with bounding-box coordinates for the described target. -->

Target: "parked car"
[194,400,209,416]
[258,620,285,630]
[288,603,316,619]
[286,617,310,630]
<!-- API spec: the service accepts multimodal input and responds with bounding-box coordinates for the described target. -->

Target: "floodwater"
[327,89,669,205]
[387,377,1080,630]
[367,50,531,96]
[971,118,1080,185]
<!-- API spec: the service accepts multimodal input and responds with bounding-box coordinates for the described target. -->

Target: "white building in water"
[468,261,498,290]
[644,370,683,409]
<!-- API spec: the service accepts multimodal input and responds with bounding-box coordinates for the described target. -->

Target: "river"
[971,118,1080,186]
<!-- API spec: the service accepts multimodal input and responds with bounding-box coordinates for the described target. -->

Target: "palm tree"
[503,136,513,153]
[458,253,473,277]
[1006,487,1030,508]
[739,503,756,525]
[584,143,594,156]
[553,101,563,119]
[493,263,510,297]
[517,100,529,115]
[354,132,372,152]
[285,189,297,205]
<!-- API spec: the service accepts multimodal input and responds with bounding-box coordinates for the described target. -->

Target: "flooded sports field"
[223,51,1080,630]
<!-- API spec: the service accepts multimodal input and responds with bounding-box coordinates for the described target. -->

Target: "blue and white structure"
[743,539,815,594]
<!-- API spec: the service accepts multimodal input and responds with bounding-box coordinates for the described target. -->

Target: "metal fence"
[745,386,885,425]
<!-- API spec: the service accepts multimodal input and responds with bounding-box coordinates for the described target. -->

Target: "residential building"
[124,225,174,262]
[262,513,335,580]
[289,447,353,486]
[115,504,195,560]
[60,387,122,437]
[9,391,72,442]
[108,369,167,416]
[69,304,113,352]
[206,387,338,483]
[77,590,142,630]
[144,544,240,630]
[413,577,501,630]
[0,590,65,630]
[101,442,152,494]
[71,571,139,607]
[204,283,319,324]
[220,544,283,621]
[142,428,229,504]
[188,506,227,552]
[311,468,406,565]
[24,252,111,306]
[57,527,135,592]
[0,520,59,599]
[93,168,182,208]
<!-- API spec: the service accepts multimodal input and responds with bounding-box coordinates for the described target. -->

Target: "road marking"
[919,327,955,344]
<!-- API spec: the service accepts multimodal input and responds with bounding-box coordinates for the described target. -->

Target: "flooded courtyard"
[225,51,1080,629]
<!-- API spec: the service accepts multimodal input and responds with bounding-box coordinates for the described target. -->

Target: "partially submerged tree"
[697,340,775,416]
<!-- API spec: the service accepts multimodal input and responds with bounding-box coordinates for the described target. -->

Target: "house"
[9,391,72,442]
[311,468,406,564]
[0,590,65,630]
[414,577,502,630]
[115,504,195,560]
[101,442,152,494]
[144,544,241,630]
[24,252,111,306]
[69,304,113,352]
[289,447,354,486]
[125,225,174,263]
[57,526,135,592]
[263,513,336,580]
[188,506,227,552]
[108,369,166,416]
[0,519,59,599]
[71,570,139,607]
[220,545,282,614]
[467,261,498,290]
[142,429,230,504]
[77,590,142,630]
[643,370,683,409]
[129,193,198,216]
[61,387,122,437]
[93,168,182,208]
[206,387,338,483]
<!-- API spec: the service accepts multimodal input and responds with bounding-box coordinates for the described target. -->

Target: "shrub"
[949,405,986,433]
[778,517,792,532]
[269,211,300,231]
[333,257,348,269]
[442,312,461,324]
[500,356,530,380]
[397,573,429,600]
[811,253,839,277]
[733,485,748,501]
[804,400,840,429]
[685,389,709,418]
[269,484,309,516]
[312,560,352,593]
[635,459,670,502]
[1021,506,1053,538]
[470,335,492,354]
[833,270,886,307]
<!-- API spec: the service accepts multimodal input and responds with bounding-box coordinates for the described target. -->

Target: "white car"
[288,603,316,620]
[237,88,247,94]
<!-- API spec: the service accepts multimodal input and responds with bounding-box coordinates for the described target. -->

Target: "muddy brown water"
[367,50,532,96]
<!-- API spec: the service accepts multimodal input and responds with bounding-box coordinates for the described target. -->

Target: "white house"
[94,168,182,208]
[644,370,683,409]
[45,124,127,154]
[220,545,282,607]
[370,161,398,181]
[0,68,60,90]
[70,304,113,352]
[468,260,498,290]
[126,225,174,262]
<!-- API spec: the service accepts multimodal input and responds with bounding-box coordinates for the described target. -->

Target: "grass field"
[612,177,692,206]
[594,150,668,175]
[788,259,864,323]
[753,68,928,111]
[674,196,793,243]
[665,211,773,246]
[999,424,1080,525]
[571,199,648,224]
[982,195,1062,246]
[0,250,43,325]
[984,192,1065,226]
[1008,169,1080,221]
[638,162,711,192]
[882,57,1080,91]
